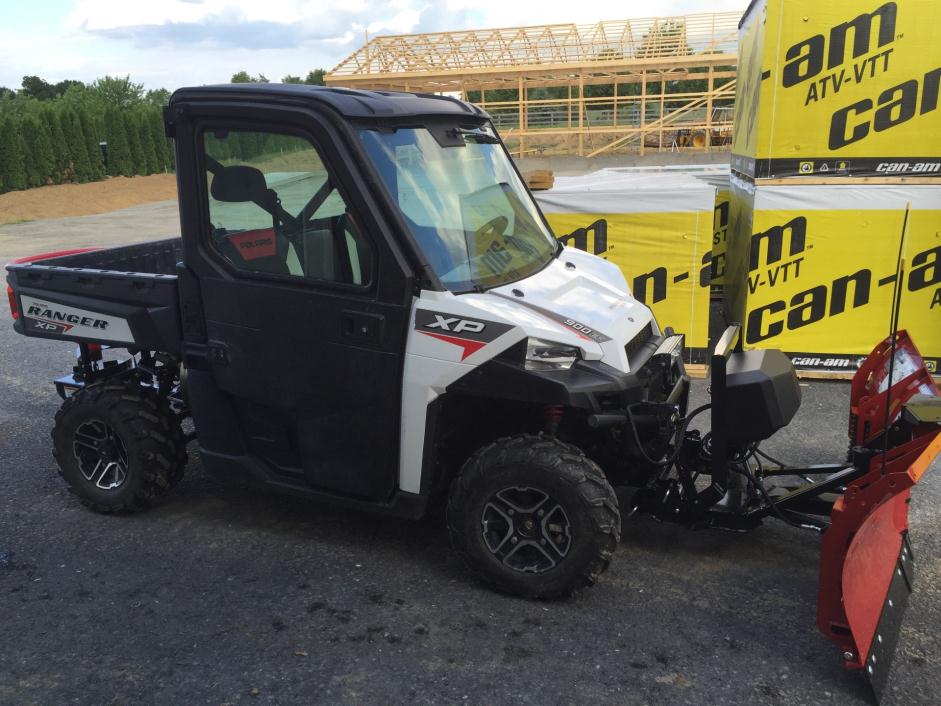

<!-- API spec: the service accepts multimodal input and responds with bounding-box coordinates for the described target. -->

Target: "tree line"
[0,76,174,195]
[0,69,327,196]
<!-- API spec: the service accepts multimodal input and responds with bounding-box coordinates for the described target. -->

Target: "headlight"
[525,338,580,371]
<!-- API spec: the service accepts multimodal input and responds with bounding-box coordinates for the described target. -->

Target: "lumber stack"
[523,170,554,191]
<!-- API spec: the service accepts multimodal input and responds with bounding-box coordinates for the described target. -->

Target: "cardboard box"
[732,0,941,180]
[724,178,941,372]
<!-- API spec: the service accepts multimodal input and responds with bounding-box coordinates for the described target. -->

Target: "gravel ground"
[1,320,939,706]
[0,200,179,263]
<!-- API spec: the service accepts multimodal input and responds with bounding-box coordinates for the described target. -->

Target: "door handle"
[341,310,383,345]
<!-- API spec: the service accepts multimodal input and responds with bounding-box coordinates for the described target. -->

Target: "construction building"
[325,11,740,157]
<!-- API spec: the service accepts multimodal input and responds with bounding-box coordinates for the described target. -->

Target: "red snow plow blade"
[817,331,941,702]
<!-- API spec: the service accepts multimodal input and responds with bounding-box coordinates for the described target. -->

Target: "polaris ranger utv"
[6,85,939,700]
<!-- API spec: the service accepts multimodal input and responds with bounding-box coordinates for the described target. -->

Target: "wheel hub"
[481,486,572,573]
[72,419,129,491]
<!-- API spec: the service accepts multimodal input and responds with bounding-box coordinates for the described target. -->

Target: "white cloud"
[66,0,224,31]
[367,8,422,35]
[65,0,402,32]
[0,0,747,91]
[445,0,746,28]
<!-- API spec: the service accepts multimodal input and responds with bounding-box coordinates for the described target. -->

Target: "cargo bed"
[6,238,183,353]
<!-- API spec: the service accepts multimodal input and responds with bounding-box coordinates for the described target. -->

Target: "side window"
[203,128,372,286]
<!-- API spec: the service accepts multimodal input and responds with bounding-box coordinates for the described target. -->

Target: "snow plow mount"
[632,326,939,702]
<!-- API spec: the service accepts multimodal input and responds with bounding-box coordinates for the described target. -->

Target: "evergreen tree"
[147,110,170,172]
[22,115,55,186]
[137,113,158,174]
[79,111,105,179]
[64,110,93,182]
[13,132,31,189]
[41,109,69,183]
[206,132,231,161]
[0,117,27,192]
[236,131,261,161]
[18,118,41,188]
[56,110,78,182]
[124,112,145,175]
[103,107,132,175]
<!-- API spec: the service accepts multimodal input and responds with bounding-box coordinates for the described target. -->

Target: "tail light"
[7,285,17,320]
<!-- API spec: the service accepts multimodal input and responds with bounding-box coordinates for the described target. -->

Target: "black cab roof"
[169,83,488,120]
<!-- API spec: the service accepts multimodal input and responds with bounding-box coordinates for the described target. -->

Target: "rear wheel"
[52,379,187,513]
[447,434,620,598]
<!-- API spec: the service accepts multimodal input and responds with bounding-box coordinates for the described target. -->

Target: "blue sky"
[0,0,746,91]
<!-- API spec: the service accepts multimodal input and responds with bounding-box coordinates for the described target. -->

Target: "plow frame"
[817,431,941,686]
[816,330,941,701]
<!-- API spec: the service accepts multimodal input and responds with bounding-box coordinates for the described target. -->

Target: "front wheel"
[447,435,620,598]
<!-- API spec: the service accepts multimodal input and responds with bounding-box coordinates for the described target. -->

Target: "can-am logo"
[746,227,941,344]
[790,356,861,370]
[26,303,109,331]
[876,161,941,174]
[783,3,898,89]
[780,2,941,150]
[830,67,941,149]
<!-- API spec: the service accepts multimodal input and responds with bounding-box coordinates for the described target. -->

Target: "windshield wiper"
[449,127,500,144]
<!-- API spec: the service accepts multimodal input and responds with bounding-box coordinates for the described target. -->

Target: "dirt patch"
[0,174,178,225]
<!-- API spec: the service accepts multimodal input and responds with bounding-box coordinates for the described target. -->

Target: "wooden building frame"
[325,11,740,157]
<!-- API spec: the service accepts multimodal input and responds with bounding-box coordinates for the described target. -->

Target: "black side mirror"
[211,165,271,205]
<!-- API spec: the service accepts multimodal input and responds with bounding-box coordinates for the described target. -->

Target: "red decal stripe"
[419,330,487,360]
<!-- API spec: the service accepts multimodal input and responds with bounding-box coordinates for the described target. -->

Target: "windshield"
[359,125,557,292]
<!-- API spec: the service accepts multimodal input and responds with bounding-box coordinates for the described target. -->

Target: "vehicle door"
[181,112,413,500]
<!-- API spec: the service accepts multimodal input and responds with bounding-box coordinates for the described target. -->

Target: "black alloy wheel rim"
[480,485,573,573]
[72,419,130,491]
